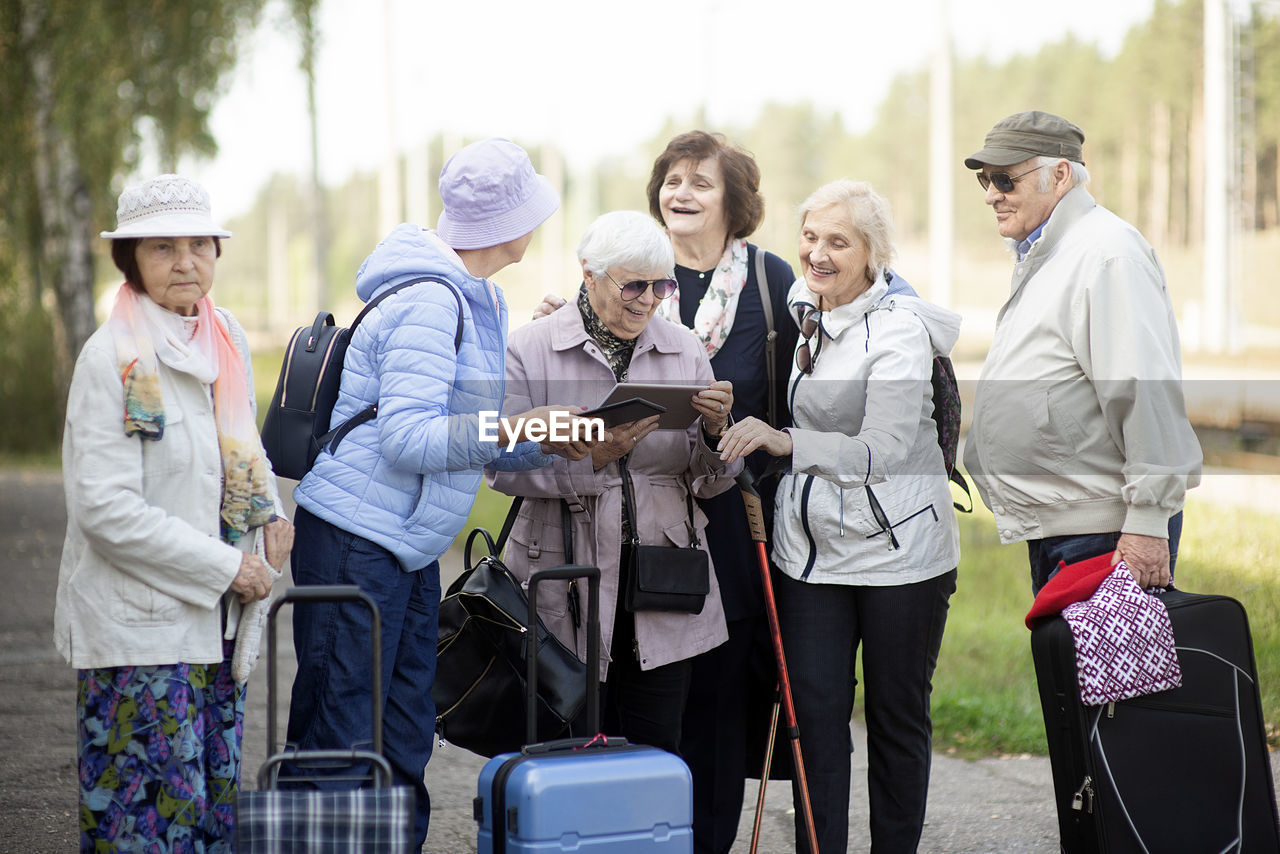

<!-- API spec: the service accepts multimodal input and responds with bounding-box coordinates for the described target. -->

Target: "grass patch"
[930,503,1048,757]
[930,489,1280,757]
[466,482,516,537]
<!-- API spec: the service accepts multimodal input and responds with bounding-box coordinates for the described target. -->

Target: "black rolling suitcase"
[1032,585,1280,852]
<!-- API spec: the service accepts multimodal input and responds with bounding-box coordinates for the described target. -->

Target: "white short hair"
[796,180,896,278]
[1035,155,1090,191]
[576,211,674,277]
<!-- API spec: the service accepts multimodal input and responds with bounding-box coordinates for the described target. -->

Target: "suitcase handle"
[256,749,394,790]
[522,735,628,755]
[527,565,600,744]
[266,585,383,756]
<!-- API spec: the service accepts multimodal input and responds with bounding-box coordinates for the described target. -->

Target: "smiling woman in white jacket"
[719,180,960,854]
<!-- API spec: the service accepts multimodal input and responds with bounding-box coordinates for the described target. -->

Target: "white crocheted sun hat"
[100,173,232,239]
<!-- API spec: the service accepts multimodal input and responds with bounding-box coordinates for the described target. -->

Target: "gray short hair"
[576,211,675,277]
[796,180,895,278]
[1034,155,1090,191]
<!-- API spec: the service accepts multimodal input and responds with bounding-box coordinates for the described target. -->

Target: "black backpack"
[930,354,972,512]
[260,276,463,480]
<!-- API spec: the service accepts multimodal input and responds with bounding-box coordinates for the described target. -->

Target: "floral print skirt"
[77,640,244,853]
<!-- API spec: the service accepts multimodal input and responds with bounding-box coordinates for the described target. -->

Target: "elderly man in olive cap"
[961,110,1202,596]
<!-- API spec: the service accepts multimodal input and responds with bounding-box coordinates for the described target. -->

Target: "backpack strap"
[324,276,465,457]
[950,468,973,513]
[753,248,779,429]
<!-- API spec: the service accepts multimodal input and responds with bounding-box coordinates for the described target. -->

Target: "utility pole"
[378,0,402,237]
[928,0,953,308]
[1202,0,1233,354]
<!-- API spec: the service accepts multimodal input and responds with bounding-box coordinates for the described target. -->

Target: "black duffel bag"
[433,499,587,757]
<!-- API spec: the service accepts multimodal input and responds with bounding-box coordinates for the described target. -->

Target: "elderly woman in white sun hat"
[55,173,293,851]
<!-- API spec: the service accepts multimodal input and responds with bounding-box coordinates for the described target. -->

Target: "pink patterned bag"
[1060,562,1183,705]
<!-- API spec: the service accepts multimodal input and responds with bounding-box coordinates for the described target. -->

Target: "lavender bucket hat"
[436,138,560,249]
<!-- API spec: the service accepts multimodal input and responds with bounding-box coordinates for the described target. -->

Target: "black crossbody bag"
[619,460,709,614]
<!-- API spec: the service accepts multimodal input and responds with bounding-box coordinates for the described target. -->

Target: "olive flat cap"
[964,110,1085,170]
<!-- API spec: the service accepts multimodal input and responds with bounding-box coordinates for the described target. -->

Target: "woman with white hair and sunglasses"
[56,174,294,851]
[488,210,741,753]
[719,180,962,853]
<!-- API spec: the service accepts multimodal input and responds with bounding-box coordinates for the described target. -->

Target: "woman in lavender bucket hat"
[286,138,603,850]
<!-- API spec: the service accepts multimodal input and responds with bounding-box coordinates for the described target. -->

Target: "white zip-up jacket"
[55,307,278,669]
[962,186,1202,544]
[772,277,962,587]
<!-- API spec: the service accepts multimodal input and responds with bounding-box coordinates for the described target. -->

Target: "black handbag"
[620,465,709,614]
[432,499,588,757]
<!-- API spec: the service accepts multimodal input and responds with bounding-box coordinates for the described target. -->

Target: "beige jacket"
[963,187,1202,544]
[55,308,279,669]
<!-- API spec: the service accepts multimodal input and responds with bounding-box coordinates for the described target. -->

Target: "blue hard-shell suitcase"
[475,565,694,853]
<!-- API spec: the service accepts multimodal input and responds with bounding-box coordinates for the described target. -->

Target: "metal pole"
[1202,0,1232,354]
[928,0,954,308]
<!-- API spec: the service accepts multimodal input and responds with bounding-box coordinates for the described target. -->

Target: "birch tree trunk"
[20,0,97,405]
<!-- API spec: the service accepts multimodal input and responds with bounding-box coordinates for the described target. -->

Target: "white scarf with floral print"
[658,237,749,358]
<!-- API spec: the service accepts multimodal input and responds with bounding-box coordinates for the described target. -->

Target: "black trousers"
[681,614,778,853]
[599,549,693,755]
[775,568,957,854]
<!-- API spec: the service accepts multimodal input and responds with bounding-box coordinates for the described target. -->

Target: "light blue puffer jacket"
[294,223,552,570]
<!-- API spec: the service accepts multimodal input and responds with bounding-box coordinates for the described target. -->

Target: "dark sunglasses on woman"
[605,271,678,302]
[796,307,823,374]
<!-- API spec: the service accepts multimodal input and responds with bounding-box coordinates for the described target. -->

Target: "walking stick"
[738,471,819,854]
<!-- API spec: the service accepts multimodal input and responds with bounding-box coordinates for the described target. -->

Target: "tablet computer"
[579,397,666,429]
[592,382,706,430]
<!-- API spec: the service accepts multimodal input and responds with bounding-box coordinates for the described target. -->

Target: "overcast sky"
[177,0,1159,218]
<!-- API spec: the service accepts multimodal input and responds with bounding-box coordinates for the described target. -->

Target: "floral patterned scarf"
[578,283,636,382]
[107,283,274,544]
[657,237,749,358]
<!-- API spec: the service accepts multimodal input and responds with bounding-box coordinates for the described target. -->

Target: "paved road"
[7,465,1264,853]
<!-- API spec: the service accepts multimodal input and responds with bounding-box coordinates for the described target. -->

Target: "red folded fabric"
[1024,551,1117,629]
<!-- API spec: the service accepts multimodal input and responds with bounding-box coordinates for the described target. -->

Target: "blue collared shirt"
[1017,221,1048,260]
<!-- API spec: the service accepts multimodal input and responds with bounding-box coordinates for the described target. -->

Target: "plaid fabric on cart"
[236,786,412,853]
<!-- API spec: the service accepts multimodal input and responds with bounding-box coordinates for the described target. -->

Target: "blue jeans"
[285,507,441,852]
[775,568,957,854]
[1026,511,1184,595]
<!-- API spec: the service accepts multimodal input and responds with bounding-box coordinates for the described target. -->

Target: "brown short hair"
[646,131,764,240]
[110,237,222,291]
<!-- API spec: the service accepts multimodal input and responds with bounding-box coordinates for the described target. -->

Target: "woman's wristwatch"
[702,414,732,444]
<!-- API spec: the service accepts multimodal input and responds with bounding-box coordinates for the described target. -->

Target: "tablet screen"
[593,382,705,430]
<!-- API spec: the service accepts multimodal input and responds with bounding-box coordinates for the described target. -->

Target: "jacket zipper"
[865,485,900,550]
[798,475,818,580]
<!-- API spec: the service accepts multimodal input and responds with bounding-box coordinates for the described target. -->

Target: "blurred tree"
[285,0,328,310]
[0,0,266,445]
[1249,5,1279,228]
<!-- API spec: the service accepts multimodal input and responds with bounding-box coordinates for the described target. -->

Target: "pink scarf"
[658,238,749,358]
[108,283,274,544]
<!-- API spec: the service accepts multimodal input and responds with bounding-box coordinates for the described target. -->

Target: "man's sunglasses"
[605,271,678,302]
[796,307,823,374]
[976,163,1049,193]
